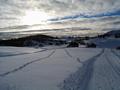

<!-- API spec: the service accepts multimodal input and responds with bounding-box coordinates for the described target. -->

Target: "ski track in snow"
[111,49,120,60]
[0,47,66,58]
[64,49,83,64]
[0,50,56,77]
[64,49,73,58]
[0,49,48,57]
[59,49,120,90]
[86,49,120,90]
[59,49,105,90]
[1,47,120,90]
[105,51,120,77]
[110,49,120,73]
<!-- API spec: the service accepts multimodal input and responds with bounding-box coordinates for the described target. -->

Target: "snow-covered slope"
[0,47,120,90]
[104,30,120,36]
[87,38,120,48]
[85,30,120,48]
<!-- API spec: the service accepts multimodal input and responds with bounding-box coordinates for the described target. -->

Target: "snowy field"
[0,46,120,90]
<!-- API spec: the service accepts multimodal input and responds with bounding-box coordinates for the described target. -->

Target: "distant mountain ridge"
[104,30,120,37]
[0,34,66,47]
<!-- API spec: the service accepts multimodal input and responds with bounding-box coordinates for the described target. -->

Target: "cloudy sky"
[0,0,120,38]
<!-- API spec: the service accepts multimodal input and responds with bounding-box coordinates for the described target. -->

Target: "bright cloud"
[0,0,120,37]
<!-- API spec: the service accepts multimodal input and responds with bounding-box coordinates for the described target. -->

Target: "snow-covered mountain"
[104,30,120,37]
[85,30,120,48]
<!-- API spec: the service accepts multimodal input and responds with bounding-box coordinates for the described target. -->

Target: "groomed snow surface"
[0,46,120,90]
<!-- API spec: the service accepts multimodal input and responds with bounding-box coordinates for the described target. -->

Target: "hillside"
[0,34,66,47]
[84,30,120,48]
[104,30,120,37]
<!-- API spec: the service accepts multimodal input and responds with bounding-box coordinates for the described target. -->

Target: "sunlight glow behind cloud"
[20,10,52,25]
[0,0,120,38]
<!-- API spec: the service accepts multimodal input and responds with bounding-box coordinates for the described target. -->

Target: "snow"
[88,38,120,48]
[0,46,120,90]
[0,46,45,57]
[87,49,120,90]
